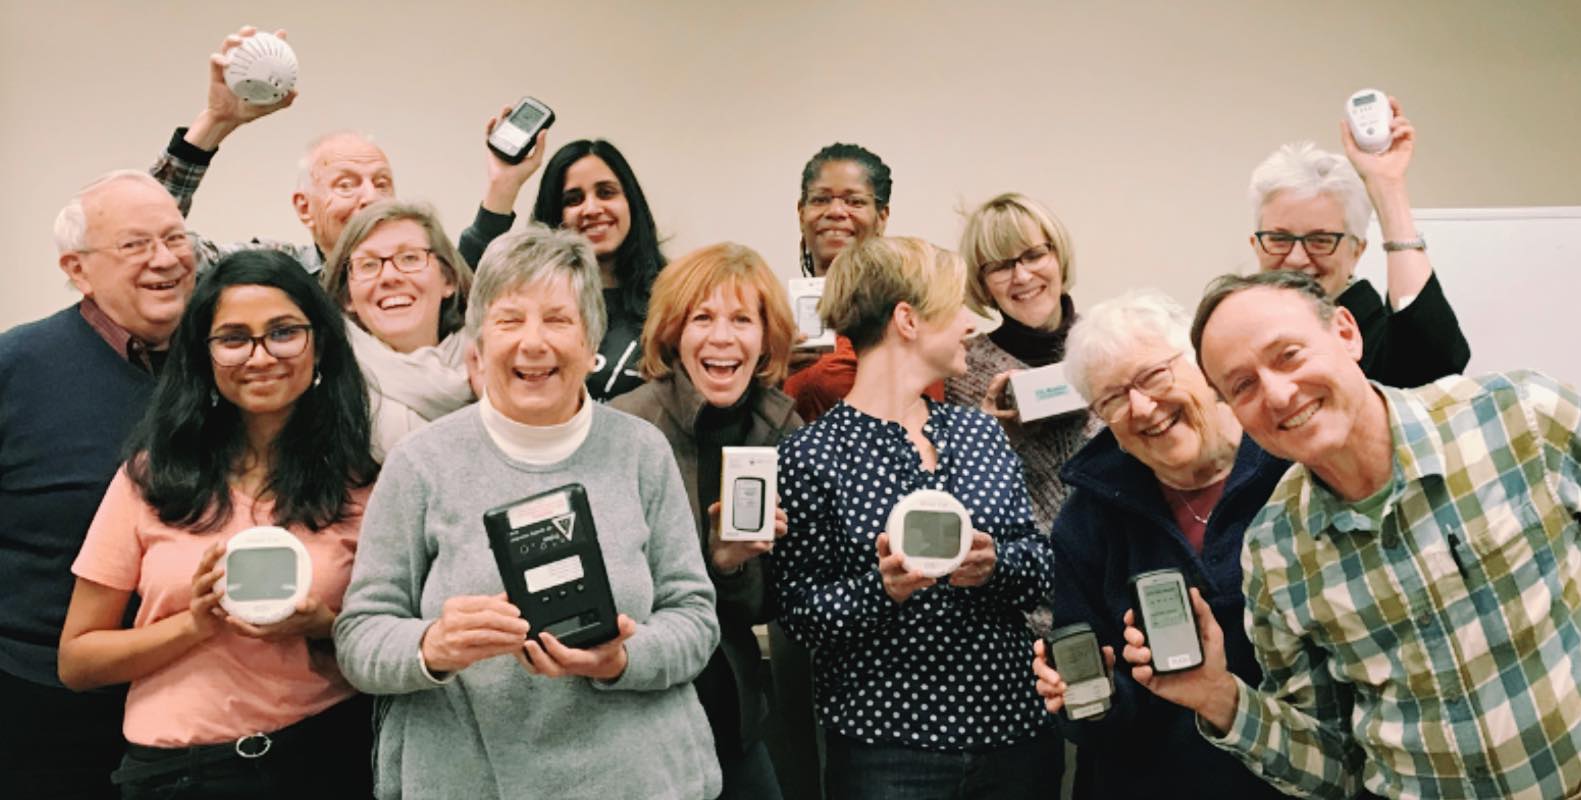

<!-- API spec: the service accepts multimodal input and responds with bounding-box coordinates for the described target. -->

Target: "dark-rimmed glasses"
[1253,231,1350,256]
[984,243,1056,283]
[207,324,313,366]
[348,249,433,282]
[1090,352,1181,422]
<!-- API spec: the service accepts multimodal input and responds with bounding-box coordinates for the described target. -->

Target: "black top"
[588,289,645,402]
[1338,273,1470,388]
[986,293,1077,368]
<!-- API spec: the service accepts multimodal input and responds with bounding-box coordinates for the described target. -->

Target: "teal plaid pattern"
[1209,371,1581,799]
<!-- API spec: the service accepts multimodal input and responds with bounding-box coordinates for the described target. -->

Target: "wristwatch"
[1382,236,1427,252]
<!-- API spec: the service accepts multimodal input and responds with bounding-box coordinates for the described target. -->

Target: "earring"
[312,369,323,388]
[209,389,218,408]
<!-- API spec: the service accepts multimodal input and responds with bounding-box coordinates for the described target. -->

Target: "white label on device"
[494,123,528,149]
[524,555,584,592]
[1166,653,1193,670]
[508,491,571,530]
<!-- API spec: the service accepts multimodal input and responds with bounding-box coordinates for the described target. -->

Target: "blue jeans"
[824,729,1063,800]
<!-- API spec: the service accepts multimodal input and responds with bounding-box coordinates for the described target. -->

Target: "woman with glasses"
[1029,290,1287,799]
[947,192,1097,531]
[1247,97,1469,388]
[773,236,1059,799]
[528,139,667,402]
[323,200,475,462]
[57,250,378,798]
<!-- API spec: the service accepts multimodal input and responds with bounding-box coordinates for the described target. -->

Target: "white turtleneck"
[478,387,594,465]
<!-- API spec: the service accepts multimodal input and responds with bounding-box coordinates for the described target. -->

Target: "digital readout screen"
[509,104,547,128]
[904,510,962,558]
[1053,636,1103,682]
[1143,581,1187,628]
[226,548,298,601]
[1352,93,1378,107]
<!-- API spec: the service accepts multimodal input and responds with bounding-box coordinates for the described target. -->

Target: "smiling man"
[1117,268,1581,799]
[0,171,197,798]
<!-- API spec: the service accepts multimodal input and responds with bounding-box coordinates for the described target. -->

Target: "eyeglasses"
[1089,353,1181,422]
[81,230,195,261]
[984,243,1056,283]
[348,249,433,282]
[1253,231,1350,256]
[803,193,875,211]
[207,324,313,366]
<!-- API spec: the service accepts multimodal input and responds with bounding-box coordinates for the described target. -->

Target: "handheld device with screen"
[886,489,972,578]
[1127,568,1203,674]
[1045,622,1113,720]
[720,447,776,541]
[219,526,312,625]
[1346,88,1393,154]
[487,96,556,164]
[732,477,765,532]
[484,483,618,648]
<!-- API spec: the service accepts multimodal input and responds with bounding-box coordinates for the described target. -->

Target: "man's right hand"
[1121,587,1241,733]
[186,26,298,151]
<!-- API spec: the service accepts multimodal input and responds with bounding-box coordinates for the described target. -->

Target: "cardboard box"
[1006,362,1087,422]
[720,447,777,541]
[788,277,835,349]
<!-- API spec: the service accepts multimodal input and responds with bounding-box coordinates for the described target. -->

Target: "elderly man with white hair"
[149,27,546,274]
[1247,96,1469,387]
[1028,289,1288,799]
[0,171,197,798]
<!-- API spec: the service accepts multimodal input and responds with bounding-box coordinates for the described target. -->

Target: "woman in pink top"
[57,250,378,799]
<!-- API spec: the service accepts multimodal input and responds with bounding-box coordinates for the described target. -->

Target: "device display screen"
[1352,93,1378,107]
[508,103,547,129]
[1054,636,1103,682]
[226,548,298,601]
[1143,581,1187,627]
[904,511,962,558]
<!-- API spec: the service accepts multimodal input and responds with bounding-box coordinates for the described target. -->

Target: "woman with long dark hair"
[57,249,378,798]
[532,138,667,401]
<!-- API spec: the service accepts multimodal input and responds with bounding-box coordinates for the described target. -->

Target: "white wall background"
[3,1,1579,331]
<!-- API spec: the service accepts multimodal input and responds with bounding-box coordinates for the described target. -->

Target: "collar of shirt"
[1296,381,1448,538]
[79,297,158,373]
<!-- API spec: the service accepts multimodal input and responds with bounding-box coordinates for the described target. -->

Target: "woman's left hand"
[518,613,638,681]
[226,597,336,641]
[949,531,997,587]
[706,499,788,574]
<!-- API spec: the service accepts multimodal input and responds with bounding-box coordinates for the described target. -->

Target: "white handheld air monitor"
[1346,88,1393,154]
[1128,568,1203,674]
[720,447,777,542]
[223,32,298,105]
[886,489,972,578]
[1046,622,1113,720]
[788,277,834,349]
[219,526,311,625]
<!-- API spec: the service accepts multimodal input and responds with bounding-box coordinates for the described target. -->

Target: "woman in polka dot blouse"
[771,236,1060,799]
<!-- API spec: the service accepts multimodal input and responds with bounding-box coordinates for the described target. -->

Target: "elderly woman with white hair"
[1029,290,1288,799]
[1247,96,1468,387]
[333,225,722,799]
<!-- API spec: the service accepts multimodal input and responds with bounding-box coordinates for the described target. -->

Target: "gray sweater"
[334,403,723,800]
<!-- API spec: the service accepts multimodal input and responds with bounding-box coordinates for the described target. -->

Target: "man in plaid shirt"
[1119,269,1581,799]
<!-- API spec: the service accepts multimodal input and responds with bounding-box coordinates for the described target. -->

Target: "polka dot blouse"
[771,399,1054,751]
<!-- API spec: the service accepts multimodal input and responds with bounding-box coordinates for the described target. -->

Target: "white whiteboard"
[1354,207,1581,390]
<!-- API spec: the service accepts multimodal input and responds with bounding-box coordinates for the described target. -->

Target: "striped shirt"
[1209,371,1581,799]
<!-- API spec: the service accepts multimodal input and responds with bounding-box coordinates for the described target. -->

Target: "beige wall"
[3,0,1578,330]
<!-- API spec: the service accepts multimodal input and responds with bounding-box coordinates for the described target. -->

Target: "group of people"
[3,24,1579,800]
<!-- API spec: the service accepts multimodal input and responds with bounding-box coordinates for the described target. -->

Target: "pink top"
[72,468,366,747]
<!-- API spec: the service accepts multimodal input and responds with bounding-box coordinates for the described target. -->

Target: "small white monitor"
[219,526,311,625]
[886,489,973,578]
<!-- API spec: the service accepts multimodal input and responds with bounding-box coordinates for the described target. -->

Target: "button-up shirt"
[1209,371,1581,799]
[771,399,1054,751]
[79,298,162,374]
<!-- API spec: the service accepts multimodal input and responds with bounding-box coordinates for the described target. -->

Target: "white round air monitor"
[886,489,972,578]
[219,526,311,625]
[223,32,298,105]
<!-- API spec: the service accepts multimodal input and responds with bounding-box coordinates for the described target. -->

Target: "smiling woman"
[322,200,476,462]
[531,139,666,402]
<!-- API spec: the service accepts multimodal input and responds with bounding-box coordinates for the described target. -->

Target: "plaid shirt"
[149,131,323,274]
[1209,371,1581,799]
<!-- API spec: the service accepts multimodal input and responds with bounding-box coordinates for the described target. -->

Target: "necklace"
[1168,486,1212,524]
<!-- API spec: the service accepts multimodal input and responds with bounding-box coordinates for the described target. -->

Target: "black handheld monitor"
[1045,622,1112,720]
[484,483,618,649]
[1127,568,1203,674]
[487,96,556,164]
